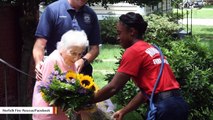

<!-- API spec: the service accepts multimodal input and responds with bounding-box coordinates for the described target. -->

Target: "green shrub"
[99,13,181,45]
[99,16,118,44]
[105,14,213,120]
[165,37,213,120]
[144,14,181,46]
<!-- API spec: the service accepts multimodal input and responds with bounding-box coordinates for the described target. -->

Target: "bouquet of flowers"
[39,64,97,119]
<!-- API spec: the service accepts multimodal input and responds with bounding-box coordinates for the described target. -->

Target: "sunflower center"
[82,80,90,86]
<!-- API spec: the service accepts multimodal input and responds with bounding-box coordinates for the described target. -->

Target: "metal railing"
[0,58,36,120]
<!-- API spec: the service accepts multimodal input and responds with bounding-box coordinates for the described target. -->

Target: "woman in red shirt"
[92,12,189,120]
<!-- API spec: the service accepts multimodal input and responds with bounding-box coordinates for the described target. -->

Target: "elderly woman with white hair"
[32,30,89,120]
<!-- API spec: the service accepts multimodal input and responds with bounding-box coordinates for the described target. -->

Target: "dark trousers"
[152,96,189,120]
[80,63,93,76]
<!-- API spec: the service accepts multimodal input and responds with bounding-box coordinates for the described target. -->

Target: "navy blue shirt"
[35,0,101,55]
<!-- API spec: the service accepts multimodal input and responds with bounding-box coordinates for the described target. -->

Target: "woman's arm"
[113,92,147,120]
[92,72,130,103]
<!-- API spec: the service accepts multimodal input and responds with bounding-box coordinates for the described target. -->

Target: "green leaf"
[49,97,59,106]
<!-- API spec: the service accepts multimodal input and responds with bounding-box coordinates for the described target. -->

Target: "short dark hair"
[119,12,148,39]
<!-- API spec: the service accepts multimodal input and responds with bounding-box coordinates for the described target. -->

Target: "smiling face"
[61,46,85,66]
[116,21,134,49]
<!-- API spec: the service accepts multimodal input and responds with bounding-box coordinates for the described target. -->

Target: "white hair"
[57,30,89,51]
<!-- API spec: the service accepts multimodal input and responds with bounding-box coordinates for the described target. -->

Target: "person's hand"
[75,58,85,73]
[35,61,43,80]
[113,110,124,120]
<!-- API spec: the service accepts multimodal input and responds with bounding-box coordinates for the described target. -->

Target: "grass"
[92,44,122,88]
[174,7,213,19]
[96,44,122,59]
[192,25,213,35]
[191,8,213,19]
[92,61,117,88]
[191,25,213,50]
[203,5,213,8]
[192,25,213,41]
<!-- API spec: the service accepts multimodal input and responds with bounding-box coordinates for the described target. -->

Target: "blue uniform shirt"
[35,0,101,55]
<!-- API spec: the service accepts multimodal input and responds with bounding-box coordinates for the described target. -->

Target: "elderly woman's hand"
[75,58,85,73]
[35,61,43,81]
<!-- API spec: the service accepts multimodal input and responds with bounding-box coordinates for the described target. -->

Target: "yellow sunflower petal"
[79,75,94,89]
[66,70,77,81]
[76,73,84,80]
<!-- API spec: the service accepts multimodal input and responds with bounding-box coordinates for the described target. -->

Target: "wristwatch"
[81,57,89,66]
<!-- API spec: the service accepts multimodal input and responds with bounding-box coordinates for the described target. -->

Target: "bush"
[165,37,213,120]
[105,14,213,120]
[99,13,182,45]
[99,16,118,44]
[144,14,181,46]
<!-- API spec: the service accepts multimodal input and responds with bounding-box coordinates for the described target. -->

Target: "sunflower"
[76,73,84,80]
[79,75,94,89]
[90,83,99,92]
[65,70,77,81]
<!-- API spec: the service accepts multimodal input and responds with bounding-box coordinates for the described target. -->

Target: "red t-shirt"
[117,41,180,95]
